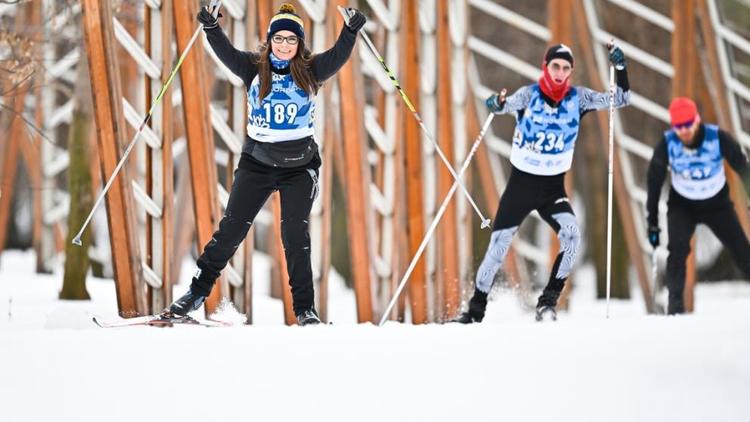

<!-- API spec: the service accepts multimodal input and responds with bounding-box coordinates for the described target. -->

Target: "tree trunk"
[60,49,93,300]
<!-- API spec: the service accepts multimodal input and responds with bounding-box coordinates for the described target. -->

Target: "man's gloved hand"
[345,9,366,32]
[197,6,222,30]
[609,46,626,70]
[648,225,660,248]
[485,93,504,113]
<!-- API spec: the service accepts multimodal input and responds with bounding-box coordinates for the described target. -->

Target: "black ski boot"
[168,289,207,316]
[535,277,565,322]
[296,308,321,326]
[450,289,488,324]
[535,305,557,322]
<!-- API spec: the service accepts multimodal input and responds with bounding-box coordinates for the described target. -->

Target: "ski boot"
[449,289,487,324]
[296,308,321,326]
[535,305,557,322]
[168,288,207,316]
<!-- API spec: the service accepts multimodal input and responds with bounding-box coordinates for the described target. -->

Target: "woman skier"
[167,3,365,325]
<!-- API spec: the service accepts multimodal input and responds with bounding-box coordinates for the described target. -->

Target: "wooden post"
[0,4,33,260]
[401,1,427,324]
[696,0,750,297]
[81,0,145,316]
[173,0,225,315]
[548,0,576,310]
[672,0,698,313]
[436,0,460,320]
[572,0,654,312]
[0,94,24,257]
[272,194,296,324]
[334,0,374,323]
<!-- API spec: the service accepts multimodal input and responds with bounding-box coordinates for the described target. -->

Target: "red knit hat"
[669,97,698,126]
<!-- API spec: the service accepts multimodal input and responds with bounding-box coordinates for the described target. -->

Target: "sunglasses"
[673,119,695,130]
[271,34,299,45]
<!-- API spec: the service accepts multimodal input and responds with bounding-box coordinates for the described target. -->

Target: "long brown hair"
[256,38,318,100]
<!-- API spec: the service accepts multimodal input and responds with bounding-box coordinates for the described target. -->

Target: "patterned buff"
[270,53,290,69]
[539,44,574,103]
[539,66,571,103]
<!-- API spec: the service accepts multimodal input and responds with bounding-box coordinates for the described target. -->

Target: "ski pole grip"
[209,0,222,18]
[336,5,354,25]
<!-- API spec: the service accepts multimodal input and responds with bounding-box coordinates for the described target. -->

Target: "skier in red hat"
[646,97,750,314]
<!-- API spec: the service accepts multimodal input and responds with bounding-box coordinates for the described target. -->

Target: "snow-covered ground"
[1,249,749,422]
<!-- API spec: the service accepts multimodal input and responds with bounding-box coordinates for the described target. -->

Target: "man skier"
[453,43,630,323]
[646,97,750,314]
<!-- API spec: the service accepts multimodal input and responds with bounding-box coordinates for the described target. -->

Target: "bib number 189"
[263,103,299,124]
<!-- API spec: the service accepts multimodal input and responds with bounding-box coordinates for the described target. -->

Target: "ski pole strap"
[209,0,222,17]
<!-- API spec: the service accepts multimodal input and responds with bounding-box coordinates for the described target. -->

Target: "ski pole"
[651,247,659,312]
[337,6,491,229]
[379,100,501,326]
[72,1,223,246]
[605,41,616,318]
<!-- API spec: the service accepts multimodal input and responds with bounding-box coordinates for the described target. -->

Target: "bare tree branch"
[0,101,56,146]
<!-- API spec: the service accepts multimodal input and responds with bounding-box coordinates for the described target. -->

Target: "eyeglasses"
[271,34,299,45]
[673,119,695,130]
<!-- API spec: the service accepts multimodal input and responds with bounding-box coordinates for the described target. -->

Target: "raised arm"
[198,8,258,86]
[579,45,631,112]
[486,85,533,116]
[578,68,631,113]
[311,9,366,83]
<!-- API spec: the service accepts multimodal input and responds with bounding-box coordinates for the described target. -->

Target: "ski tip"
[92,316,104,328]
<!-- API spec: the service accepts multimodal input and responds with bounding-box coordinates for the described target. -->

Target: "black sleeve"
[311,26,357,83]
[719,129,750,195]
[204,27,258,87]
[616,67,629,91]
[646,137,668,227]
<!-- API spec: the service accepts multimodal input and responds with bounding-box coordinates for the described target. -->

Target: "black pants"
[191,155,320,315]
[666,188,750,314]
[482,168,580,307]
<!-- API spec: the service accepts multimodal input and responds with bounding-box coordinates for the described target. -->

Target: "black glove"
[609,46,626,70]
[197,6,222,30]
[345,9,366,32]
[485,94,504,113]
[648,225,660,248]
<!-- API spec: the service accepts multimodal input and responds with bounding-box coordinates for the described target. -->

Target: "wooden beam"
[272,193,296,325]
[401,1,427,324]
[436,0,460,320]
[154,1,175,310]
[548,0,577,310]
[696,0,750,303]
[671,0,698,313]
[333,0,374,323]
[573,0,654,312]
[0,4,34,261]
[81,0,145,316]
[173,0,225,315]
[0,96,24,256]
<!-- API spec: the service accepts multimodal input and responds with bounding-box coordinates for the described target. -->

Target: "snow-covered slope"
[1,250,748,422]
